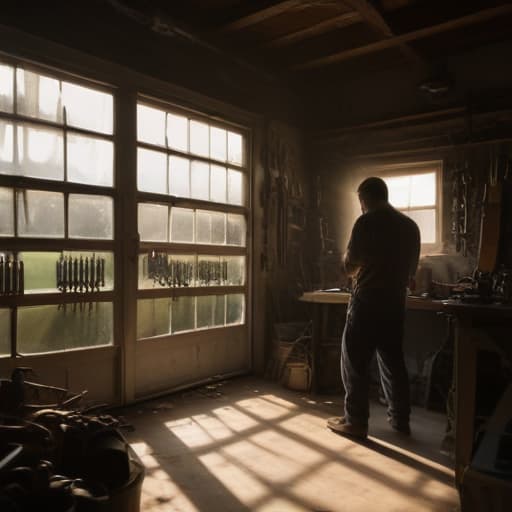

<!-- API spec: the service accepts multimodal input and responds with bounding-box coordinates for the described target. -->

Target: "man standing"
[327,177,420,439]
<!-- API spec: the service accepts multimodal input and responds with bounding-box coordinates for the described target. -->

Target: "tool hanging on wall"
[451,162,470,256]
[146,251,195,287]
[0,255,24,295]
[56,255,105,293]
[197,260,228,286]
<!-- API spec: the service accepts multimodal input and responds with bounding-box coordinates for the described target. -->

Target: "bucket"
[282,363,311,391]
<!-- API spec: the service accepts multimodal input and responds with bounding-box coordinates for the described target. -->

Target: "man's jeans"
[341,295,410,427]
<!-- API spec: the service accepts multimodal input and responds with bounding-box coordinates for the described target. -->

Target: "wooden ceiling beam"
[219,0,301,32]
[342,0,423,66]
[263,11,363,48]
[292,3,512,70]
[314,106,467,142]
[343,0,395,36]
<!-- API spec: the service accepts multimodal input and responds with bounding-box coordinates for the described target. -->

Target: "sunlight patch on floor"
[249,429,324,466]
[140,465,199,512]
[165,417,215,448]
[212,405,259,432]
[199,451,268,506]
[236,396,291,420]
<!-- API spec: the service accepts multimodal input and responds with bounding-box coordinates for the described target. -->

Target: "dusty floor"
[124,377,458,512]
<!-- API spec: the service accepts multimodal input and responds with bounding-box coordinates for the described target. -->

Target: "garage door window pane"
[20,251,58,292]
[0,187,14,236]
[18,302,113,354]
[197,295,225,329]
[0,120,14,170]
[171,296,195,333]
[169,156,190,197]
[138,253,195,289]
[196,210,226,245]
[197,295,214,329]
[0,309,11,356]
[69,194,113,239]
[226,294,244,325]
[211,212,226,244]
[17,124,64,181]
[167,113,188,152]
[191,161,210,200]
[169,254,195,287]
[170,207,194,243]
[17,68,62,123]
[139,203,169,242]
[225,256,245,285]
[227,214,246,246]
[197,255,221,286]
[210,165,227,203]
[210,127,226,162]
[137,298,171,339]
[138,148,167,193]
[190,121,209,157]
[20,251,114,293]
[17,190,64,237]
[228,169,243,205]
[137,104,166,146]
[227,131,243,165]
[0,64,14,113]
[62,82,113,135]
[68,134,113,187]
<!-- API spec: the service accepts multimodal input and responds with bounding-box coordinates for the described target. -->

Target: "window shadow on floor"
[124,378,458,512]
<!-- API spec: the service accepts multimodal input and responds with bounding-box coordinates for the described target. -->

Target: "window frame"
[135,95,250,339]
[369,161,443,254]
[0,56,117,356]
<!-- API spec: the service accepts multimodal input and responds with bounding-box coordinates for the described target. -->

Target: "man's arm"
[344,217,367,277]
[343,251,360,277]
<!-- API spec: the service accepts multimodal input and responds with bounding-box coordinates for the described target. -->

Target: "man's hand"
[343,251,360,277]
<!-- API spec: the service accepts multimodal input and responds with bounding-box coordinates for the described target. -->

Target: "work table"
[300,290,444,312]
[301,290,512,315]
[300,289,512,496]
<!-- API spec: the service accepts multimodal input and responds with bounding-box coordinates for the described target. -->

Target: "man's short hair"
[357,177,388,202]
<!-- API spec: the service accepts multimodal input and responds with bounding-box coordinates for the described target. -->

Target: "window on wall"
[0,59,115,355]
[136,100,247,339]
[380,163,442,250]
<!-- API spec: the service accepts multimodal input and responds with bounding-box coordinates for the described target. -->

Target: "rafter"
[219,0,301,32]
[343,0,423,66]
[263,11,362,48]
[292,4,512,70]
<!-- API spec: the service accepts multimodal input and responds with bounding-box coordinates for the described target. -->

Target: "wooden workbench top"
[300,291,512,316]
[299,290,351,304]
[299,290,444,312]
[441,299,512,319]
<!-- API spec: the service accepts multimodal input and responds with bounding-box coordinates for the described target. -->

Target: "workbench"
[441,300,512,491]
[299,290,444,393]
[300,290,512,498]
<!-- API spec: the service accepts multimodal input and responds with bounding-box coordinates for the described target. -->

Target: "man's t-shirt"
[345,204,421,302]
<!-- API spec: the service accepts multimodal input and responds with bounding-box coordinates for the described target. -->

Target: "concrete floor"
[124,377,458,512]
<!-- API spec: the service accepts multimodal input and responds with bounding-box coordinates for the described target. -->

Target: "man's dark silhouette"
[327,177,421,439]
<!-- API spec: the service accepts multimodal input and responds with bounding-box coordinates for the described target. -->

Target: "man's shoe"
[327,416,368,439]
[388,418,411,435]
